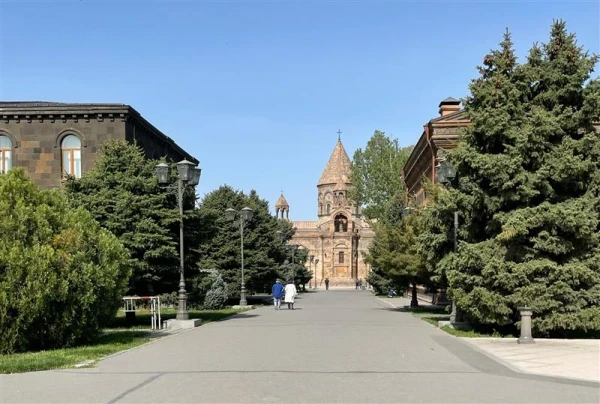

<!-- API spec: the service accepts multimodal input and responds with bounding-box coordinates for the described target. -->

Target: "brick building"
[402,98,469,204]
[0,102,197,188]
[276,138,374,287]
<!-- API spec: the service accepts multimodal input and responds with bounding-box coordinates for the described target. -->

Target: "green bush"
[0,170,131,354]
[203,275,229,310]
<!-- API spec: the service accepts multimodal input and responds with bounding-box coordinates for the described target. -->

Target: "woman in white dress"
[284,280,298,310]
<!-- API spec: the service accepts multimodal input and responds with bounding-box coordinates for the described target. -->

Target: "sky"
[1,0,598,220]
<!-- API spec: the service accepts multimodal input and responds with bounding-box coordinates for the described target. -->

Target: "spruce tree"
[65,140,200,295]
[430,22,600,336]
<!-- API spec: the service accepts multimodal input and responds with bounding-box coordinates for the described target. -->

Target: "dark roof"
[0,101,198,164]
[0,101,127,108]
[438,97,461,107]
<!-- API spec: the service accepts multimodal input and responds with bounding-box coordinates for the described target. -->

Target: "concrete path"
[1,290,599,403]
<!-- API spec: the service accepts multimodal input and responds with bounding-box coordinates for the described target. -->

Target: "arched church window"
[334,214,348,232]
[339,251,344,264]
[326,203,331,215]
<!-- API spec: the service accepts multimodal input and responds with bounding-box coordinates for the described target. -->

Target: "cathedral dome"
[318,139,352,187]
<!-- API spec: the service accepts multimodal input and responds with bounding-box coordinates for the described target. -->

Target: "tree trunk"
[410,281,419,308]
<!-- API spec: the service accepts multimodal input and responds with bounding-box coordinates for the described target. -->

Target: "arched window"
[0,136,12,174]
[326,203,331,215]
[338,251,344,264]
[61,135,82,178]
[334,214,348,232]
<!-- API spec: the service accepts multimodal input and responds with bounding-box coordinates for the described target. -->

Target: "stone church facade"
[276,139,374,287]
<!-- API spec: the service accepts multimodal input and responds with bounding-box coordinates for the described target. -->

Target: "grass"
[0,331,152,374]
[0,307,250,374]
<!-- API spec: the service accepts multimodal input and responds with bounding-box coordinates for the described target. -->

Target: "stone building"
[0,102,197,188]
[279,138,374,287]
[402,97,600,205]
[402,97,469,205]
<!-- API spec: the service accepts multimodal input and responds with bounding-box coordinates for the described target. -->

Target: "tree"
[0,170,131,353]
[277,246,311,291]
[203,274,229,309]
[196,185,290,297]
[424,22,600,336]
[349,130,412,221]
[64,140,202,296]
[365,208,428,304]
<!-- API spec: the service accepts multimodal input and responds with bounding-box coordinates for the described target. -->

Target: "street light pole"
[436,158,461,324]
[155,160,201,322]
[225,207,254,307]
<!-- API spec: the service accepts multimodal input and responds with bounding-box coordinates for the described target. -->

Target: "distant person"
[358,278,363,290]
[325,277,330,290]
[355,278,359,290]
[284,279,298,310]
[272,279,285,310]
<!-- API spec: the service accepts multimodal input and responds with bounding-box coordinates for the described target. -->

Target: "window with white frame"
[0,136,12,174]
[61,135,82,178]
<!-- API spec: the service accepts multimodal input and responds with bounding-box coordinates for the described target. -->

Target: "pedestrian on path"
[272,279,285,310]
[325,277,330,290]
[284,279,298,310]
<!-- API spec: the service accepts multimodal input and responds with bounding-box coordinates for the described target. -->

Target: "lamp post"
[309,255,314,288]
[225,207,254,307]
[435,158,461,323]
[276,231,299,282]
[155,160,201,321]
[309,255,319,289]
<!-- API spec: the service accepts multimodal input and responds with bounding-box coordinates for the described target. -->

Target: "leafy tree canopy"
[348,130,412,222]
[0,170,131,353]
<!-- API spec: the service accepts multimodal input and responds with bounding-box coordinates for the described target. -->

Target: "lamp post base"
[239,285,248,307]
[176,287,189,320]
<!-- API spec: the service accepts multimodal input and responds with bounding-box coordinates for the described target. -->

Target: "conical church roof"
[275,192,289,208]
[318,139,352,186]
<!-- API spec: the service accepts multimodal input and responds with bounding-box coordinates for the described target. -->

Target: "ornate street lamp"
[435,158,461,324]
[155,159,201,321]
[225,207,254,307]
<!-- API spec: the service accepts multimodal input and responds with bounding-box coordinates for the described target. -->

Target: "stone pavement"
[463,338,600,383]
[381,295,600,384]
[1,290,599,403]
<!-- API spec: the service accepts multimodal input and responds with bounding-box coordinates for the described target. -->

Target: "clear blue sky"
[1,1,598,219]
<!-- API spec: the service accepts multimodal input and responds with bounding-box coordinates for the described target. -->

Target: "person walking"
[325,277,330,290]
[284,279,298,310]
[272,279,285,310]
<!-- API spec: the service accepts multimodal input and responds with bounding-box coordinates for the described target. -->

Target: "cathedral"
[274,138,374,287]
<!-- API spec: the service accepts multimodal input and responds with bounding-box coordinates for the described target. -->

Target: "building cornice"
[0,102,198,164]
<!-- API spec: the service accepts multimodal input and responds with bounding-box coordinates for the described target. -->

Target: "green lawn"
[415,313,518,338]
[0,331,152,374]
[1,307,250,374]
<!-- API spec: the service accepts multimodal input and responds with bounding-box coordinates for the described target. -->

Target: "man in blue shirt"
[272,279,285,310]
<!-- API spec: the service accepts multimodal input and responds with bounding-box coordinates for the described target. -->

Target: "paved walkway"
[1,290,599,403]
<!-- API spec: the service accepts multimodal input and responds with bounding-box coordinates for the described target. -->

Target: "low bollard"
[517,307,535,344]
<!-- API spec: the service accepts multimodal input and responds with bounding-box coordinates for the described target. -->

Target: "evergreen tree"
[196,185,290,297]
[64,140,201,295]
[425,22,600,336]
[365,207,428,302]
[203,274,229,310]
